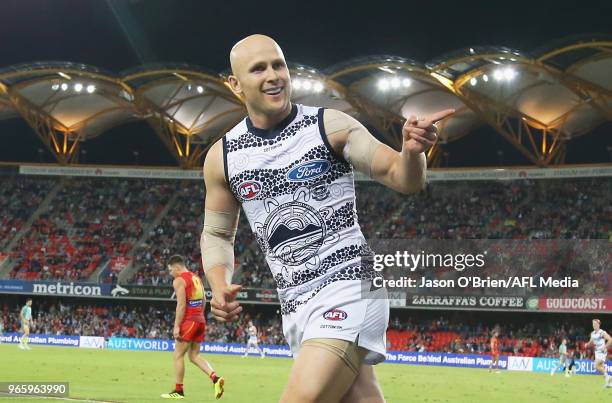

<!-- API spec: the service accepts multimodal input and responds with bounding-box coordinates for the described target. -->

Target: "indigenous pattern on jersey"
[180,272,205,323]
[223,104,376,315]
[247,325,257,339]
[591,329,607,353]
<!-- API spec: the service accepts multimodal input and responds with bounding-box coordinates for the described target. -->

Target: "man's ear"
[228,75,242,95]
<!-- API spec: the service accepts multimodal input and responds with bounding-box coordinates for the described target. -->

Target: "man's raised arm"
[202,139,242,322]
[324,108,454,194]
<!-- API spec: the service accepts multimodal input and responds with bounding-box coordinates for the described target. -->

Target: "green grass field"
[0,344,609,402]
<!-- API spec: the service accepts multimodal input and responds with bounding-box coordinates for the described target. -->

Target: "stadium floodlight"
[391,77,400,89]
[469,48,475,54]
[493,69,504,81]
[187,84,192,91]
[377,78,390,91]
[86,85,96,94]
[470,77,477,86]
[313,82,324,93]
[293,79,302,90]
[60,83,68,91]
[482,74,489,82]
[302,80,312,91]
[51,83,60,91]
[503,67,516,80]
[197,85,204,94]
[74,83,83,92]
[402,78,411,88]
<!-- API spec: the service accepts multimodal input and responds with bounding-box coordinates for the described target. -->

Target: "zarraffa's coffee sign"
[407,295,526,310]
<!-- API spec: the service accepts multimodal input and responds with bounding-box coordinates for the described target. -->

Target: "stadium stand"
[1,176,608,293]
[6,178,174,281]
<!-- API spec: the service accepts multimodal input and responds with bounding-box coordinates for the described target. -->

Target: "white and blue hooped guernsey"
[222,104,388,364]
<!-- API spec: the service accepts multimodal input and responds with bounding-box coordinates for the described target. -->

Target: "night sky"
[0,0,610,166]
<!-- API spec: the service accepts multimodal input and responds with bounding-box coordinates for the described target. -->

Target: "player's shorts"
[247,337,258,346]
[179,320,206,343]
[492,352,500,360]
[282,279,389,365]
[594,351,608,362]
[21,324,30,333]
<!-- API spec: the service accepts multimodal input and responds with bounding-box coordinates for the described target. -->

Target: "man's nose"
[266,66,280,82]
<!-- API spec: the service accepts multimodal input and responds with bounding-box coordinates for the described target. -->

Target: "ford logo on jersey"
[323,309,347,321]
[238,180,262,200]
[286,160,331,182]
[188,300,203,307]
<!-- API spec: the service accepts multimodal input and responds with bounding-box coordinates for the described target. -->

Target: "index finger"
[426,109,455,124]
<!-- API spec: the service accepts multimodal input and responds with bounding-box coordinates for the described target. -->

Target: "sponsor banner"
[0,280,111,297]
[507,356,533,372]
[0,280,31,293]
[425,166,612,181]
[2,332,610,374]
[356,165,612,182]
[201,342,292,358]
[388,291,407,308]
[79,336,105,349]
[538,297,612,313]
[110,257,130,273]
[0,333,80,347]
[532,357,612,375]
[111,284,174,299]
[0,280,279,303]
[30,281,111,297]
[384,351,508,369]
[407,295,526,310]
[106,338,292,357]
[110,284,279,303]
[19,165,203,180]
[20,164,611,182]
[250,289,279,303]
[107,337,174,351]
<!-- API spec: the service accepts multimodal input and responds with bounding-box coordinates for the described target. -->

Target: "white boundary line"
[0,393,118,402]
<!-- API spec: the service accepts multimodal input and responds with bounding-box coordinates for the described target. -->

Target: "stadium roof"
[0,37,610,167]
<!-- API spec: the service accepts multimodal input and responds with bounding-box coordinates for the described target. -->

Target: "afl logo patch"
[286,160,331,182]
[238,181,262,200]
[323,309,347,321]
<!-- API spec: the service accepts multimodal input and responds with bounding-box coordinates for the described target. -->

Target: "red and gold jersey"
[180,272,206,323]
[491,336,499,353]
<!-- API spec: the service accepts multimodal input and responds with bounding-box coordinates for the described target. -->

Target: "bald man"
[202,34,454,403]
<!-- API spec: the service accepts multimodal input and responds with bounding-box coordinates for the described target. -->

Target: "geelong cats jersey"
[223,104,375,314]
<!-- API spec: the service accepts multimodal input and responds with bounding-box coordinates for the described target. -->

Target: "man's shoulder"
[224,117,249,138]
[173,276,186,287]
